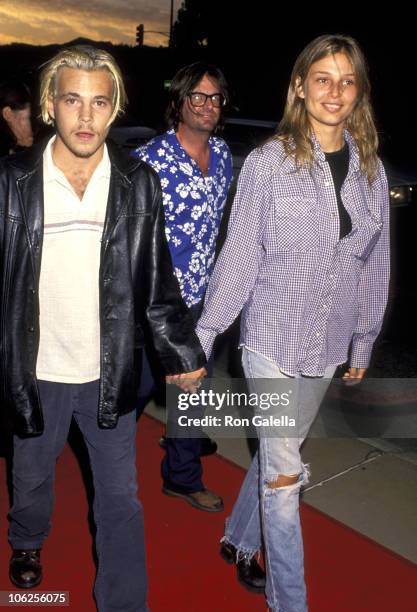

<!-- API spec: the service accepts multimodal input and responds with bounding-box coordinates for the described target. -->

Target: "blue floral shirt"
[132,129,232,306]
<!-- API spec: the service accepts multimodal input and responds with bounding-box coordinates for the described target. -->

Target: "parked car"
[109,117,416,212]
[384,162,416,208]
[222,117,417,209]
[109,125,157,151]
[222,117,277,181]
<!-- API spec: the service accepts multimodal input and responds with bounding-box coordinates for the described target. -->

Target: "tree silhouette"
[171,0,211,49]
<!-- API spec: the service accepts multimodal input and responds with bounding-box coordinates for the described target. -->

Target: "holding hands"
[166,367,207,393]
[342,367,367,386]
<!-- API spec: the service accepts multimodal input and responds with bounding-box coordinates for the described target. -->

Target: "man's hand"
[166,367,207,393]
[342,367,367,386]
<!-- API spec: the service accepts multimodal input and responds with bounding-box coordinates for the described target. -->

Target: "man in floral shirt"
[132,62,232,512]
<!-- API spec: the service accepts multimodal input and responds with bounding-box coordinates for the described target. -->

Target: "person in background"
[0,45,205,612]
[132,62,233,513]
[196,34,390,611]
[0,79,34,156]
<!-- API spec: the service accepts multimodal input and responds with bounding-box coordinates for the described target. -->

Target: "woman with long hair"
[196,34,390,611]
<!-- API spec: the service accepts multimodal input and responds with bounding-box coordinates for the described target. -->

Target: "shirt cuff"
[350,336,373,369]
[195,326,216,362]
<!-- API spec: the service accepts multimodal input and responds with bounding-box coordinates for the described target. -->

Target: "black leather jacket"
[0,140,206,435]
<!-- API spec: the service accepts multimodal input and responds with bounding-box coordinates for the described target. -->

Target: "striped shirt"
[36,136,110,383]
[196,131,390,377]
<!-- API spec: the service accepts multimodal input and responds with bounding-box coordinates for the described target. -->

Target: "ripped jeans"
[223,347,336,612]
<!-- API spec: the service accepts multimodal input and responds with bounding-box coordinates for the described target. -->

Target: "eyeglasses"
[187,91,226,108]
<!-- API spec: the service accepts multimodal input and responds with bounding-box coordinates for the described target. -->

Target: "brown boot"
[162,486,224,512]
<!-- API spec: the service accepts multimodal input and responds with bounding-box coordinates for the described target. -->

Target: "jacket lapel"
[16,164,44,282]
[101,166,132,254]
[101,140,139,253]
[12,138,141,264]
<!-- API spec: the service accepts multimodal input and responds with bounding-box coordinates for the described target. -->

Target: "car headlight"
[390,185,413,206]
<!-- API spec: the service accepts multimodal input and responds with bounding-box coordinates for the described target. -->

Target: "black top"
[325,142,352,239]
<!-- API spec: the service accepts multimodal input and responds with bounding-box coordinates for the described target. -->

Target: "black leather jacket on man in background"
[0,139,206,436]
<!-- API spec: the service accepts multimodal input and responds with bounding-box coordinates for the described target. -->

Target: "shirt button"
[329,274,334,280]
[324,180,331,187]
[28,326,35,332]
[316,331,321,337]
[332,212,337,218]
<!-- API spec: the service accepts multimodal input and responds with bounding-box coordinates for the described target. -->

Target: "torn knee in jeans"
[265,474,300,489]
[265,462,311,490]
[264,463,310,491]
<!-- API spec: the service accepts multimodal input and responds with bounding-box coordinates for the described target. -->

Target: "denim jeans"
[138,300,214,494]
[223,348,335,612]
[9,380,148,612]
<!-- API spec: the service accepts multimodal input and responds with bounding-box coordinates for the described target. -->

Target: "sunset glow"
[0,0,181,47]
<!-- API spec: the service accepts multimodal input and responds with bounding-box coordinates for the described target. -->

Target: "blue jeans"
[223,348,335,612]
[8,380,148,612]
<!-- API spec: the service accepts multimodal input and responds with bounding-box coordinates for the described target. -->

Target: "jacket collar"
[8,135,141,179]
[10,136,143,278]
[7,138,45,175]
[106,138,142,178]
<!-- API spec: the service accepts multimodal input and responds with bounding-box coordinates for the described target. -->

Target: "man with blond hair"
[0,45,205,611]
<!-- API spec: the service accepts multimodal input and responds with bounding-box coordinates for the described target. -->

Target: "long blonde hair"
[39,45,127,126]
[277,34,379,182]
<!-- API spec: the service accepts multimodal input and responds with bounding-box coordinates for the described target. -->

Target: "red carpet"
[1,414,416,611]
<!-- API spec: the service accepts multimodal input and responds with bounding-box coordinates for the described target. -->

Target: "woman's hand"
[342,367,367,386]
[166,367,207,393]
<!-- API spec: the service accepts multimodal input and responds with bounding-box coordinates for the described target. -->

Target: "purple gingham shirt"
[196,131,390,377]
